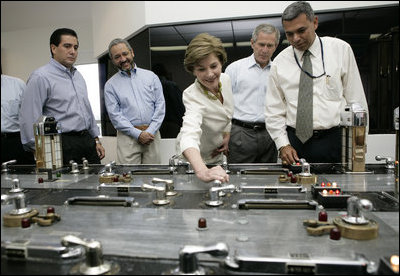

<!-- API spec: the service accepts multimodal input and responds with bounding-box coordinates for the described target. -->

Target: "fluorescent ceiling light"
[236,41,251,47]
[151,46,188,51]
[369,34,381,39]
[151,43,234,52]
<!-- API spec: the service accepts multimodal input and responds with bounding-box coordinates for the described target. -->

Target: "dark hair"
[282,1,315,23]
[49,28,78,57]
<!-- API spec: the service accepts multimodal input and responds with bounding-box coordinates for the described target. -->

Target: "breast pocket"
[323,71,343,101]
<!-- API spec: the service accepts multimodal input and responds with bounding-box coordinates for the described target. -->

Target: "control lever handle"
[61,235,111,275]
[343,196,373,225]
[10,178,23,193]
[1,192,32,215]
[62,235,101,250]
[177,160,194,174]
[222,160,230,174]
[100,161,116,176]
[169,154,179,166]
[2,160,17,174]
[375,155,395,169]
[205,184,236,207]
[69,160,80,174]
[141,183,170,205]
[178,242,229,274]
[82,158,89,171]
[152,178,177,196]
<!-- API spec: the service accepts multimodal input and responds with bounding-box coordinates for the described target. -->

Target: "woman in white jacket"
[176,33,233,183]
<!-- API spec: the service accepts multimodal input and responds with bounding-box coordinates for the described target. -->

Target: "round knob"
[47,207,55,214]
[330,227,341,240]
[318,211,328,222]
[198,218,207,229]
[21,218,31,228]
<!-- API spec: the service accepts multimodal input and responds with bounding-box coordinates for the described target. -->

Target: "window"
[76,63,102,136]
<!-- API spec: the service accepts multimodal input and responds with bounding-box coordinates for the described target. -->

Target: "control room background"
[98,5,398,137]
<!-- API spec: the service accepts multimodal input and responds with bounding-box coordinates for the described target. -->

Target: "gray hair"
[282,1,315,22]
[108,38,132,58]
[252,23,280,45]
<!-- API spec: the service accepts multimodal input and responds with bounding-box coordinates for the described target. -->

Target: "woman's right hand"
[196,165,229,183]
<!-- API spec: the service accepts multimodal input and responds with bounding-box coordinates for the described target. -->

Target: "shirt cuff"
[275,136,291,151]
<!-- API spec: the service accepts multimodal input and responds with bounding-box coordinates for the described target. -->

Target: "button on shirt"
[1,74,26,133]
[225,54,271,123]
[20,59,100,150]
[265,35,368,150]
[104,66,165,140]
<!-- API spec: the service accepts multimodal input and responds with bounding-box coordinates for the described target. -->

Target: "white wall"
[1,23,95,82]
[91,1,146,59]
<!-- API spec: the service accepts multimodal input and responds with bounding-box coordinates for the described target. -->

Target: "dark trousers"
[287,126,341,163]
[61,131,100,165]
[1,132,35,165]
[228,123,278,163]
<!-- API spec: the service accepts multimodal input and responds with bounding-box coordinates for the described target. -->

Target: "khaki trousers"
[117,130,161,164]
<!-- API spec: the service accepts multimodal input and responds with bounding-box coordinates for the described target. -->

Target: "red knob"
[21,218,31,228]
[47,207,55,214]
[330,227,341,240]
[198,217,207,229]
[38,177,44,183]
[318,211,328,222]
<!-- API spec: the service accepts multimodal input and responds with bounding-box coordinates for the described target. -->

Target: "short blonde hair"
[184,33,227,73]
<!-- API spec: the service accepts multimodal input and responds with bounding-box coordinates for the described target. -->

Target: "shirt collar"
[50,58,77,73]
[293,34,320,60]
[119,63,137,76]
[249,53,272,69]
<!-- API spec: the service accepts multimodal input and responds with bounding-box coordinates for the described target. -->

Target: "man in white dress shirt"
[265,1,368,164]
[225,24,279,163]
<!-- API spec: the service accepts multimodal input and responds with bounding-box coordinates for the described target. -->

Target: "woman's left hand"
[211,132,230,157]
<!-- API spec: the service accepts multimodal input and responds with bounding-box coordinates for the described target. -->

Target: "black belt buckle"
[253,124,263,131]
[312,129,327,138]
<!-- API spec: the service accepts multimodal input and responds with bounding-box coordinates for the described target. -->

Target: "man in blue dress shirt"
[20,28,105,165]
[225,24,279,163]
[1,71,35,164]
[104,38,165,164]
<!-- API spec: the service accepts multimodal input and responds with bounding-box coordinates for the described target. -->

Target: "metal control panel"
[1,163,399,275]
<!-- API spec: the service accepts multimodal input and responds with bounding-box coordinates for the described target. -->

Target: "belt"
[232,119,265,130]
[62,130,89,136]
[134,125,149,131]
[287,126,340,138]
[1,132,20,138]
